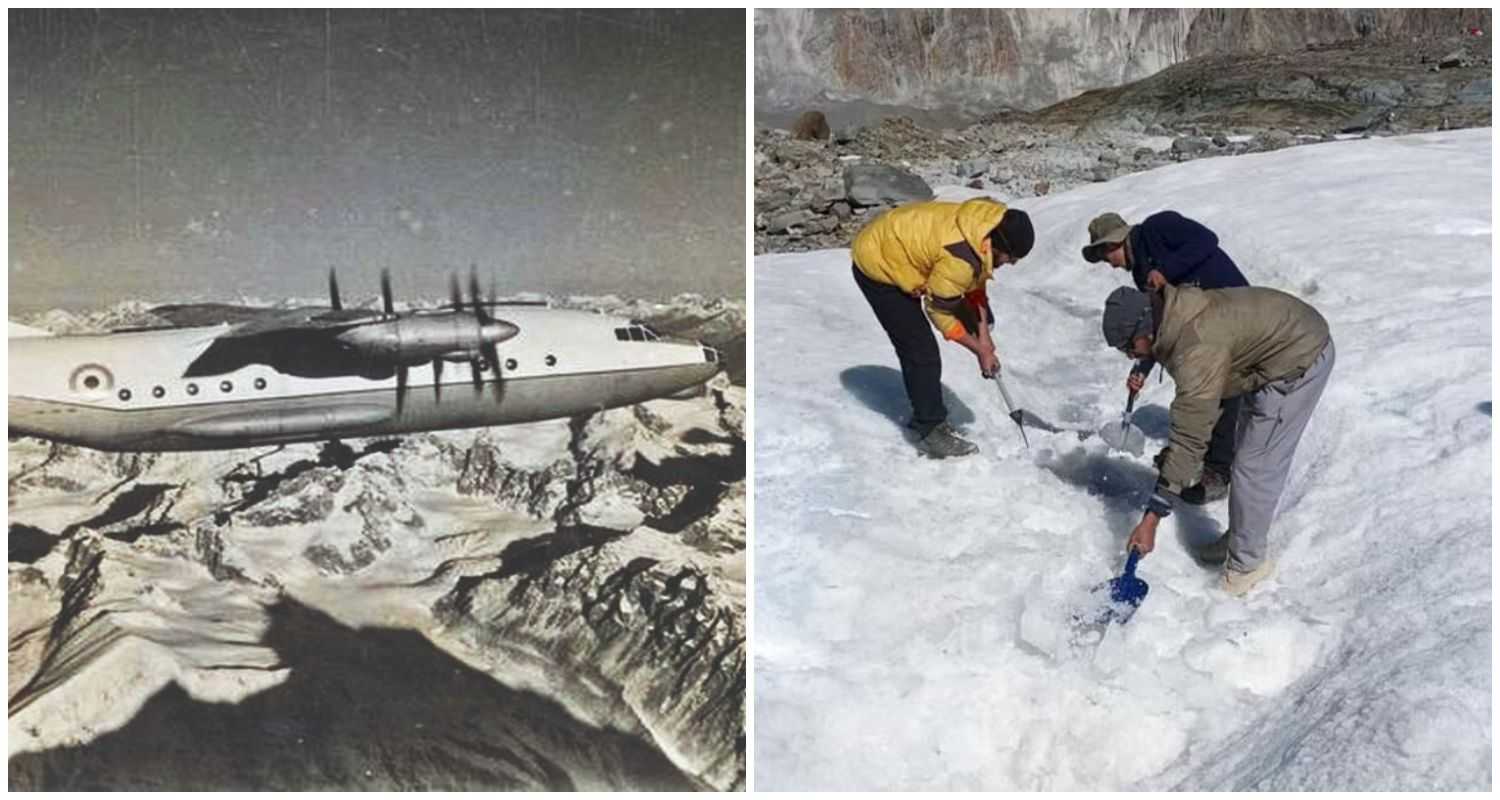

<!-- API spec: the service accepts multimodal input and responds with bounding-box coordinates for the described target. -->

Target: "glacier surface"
[753,128,1492,790]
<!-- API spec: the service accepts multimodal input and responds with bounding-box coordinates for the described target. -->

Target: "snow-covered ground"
[753,129,1492,790]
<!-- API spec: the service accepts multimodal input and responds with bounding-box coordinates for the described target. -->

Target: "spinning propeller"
[468,267,506,405]
[393,268,509,415]
[325,267,515,416]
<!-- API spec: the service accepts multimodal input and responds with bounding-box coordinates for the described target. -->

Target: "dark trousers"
[1205,394,1242,477]
[853,264,946,436]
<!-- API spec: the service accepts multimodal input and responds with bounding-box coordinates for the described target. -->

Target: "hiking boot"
[917,422,978,458]
[1193,532,1231,565]
[1181,468,1230,505]
[1220,559,1276,597]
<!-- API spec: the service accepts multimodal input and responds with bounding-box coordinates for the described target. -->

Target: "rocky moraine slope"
[756,17,1490,254]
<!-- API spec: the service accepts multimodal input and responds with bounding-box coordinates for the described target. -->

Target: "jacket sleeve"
[1158,346,1231,494]
[925,257,979,339]
[966,287,994,330]
[1142,212,1219,284]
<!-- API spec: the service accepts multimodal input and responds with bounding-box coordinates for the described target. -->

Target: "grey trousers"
[1227,339,1335,572]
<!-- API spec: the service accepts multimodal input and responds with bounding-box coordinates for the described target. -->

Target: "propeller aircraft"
[8,270,722,452]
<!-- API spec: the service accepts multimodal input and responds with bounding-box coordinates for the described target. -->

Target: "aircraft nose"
[481,320,519,344]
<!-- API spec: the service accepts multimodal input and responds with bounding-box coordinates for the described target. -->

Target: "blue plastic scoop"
[1074,549,1150,627]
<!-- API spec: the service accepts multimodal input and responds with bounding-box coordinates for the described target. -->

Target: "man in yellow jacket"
[851,197,1034,457]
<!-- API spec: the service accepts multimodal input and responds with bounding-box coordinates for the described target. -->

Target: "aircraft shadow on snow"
[7,598,697,792]
[838,365,976,430]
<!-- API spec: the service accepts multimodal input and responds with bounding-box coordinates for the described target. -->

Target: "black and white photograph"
[9,9,744,791]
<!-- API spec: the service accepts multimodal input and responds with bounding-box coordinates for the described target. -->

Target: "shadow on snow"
[838,364,976,431]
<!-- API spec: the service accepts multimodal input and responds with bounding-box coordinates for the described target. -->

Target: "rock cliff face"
[8,297,745,791]
[756,8,1491,113]
[753,19,1489,255]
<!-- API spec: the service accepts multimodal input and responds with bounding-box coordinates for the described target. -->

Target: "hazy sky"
[9,9,745,312]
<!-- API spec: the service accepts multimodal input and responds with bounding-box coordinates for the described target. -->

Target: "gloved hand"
[1153,446,1171,471]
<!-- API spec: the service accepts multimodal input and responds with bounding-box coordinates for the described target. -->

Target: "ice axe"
[1120,389,1138,437]
[1099,375,1147,454]
[990,373,1029,449]
[1073,548,1150,627]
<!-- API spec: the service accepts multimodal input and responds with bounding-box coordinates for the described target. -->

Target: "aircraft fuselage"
[8,307,720,451]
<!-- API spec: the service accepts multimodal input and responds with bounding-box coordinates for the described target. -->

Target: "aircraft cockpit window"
[615,325,659,343]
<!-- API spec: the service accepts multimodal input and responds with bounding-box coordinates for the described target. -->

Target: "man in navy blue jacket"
[1083,210,1250,503]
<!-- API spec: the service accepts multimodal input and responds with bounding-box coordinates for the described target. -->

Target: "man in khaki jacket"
[852,197,1034,457]
[1100,283,1334,595]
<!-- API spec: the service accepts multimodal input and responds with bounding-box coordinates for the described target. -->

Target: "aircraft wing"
[151,303,380,338]
[147,303,387,378]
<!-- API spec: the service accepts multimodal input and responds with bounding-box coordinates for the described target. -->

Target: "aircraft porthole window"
[69,364,115,393]
[254,377,267,390]
[220,381,233,393]
[118,389,132,402]
[152,386,166,399]
[186,383,200,396]
[545,354,557,367]
[505,358,518,371]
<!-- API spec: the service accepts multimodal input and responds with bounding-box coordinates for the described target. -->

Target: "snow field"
[753,129,1491,790]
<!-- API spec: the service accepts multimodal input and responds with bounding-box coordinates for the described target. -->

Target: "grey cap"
[1082,212,1131,263]
[1102,287,1153,350]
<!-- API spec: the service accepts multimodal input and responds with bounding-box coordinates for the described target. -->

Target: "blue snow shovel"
[1073,548,1150,627]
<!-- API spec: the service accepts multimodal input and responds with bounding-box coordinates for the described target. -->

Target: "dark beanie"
[992,209,1034,260]
[1102,287,1153,350]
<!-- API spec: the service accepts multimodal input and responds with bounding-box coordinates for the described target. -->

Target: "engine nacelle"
[335,313,518,365]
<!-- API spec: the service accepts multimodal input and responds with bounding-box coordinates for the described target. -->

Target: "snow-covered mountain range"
[8,296,745,790]
[753,129,1491,790]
